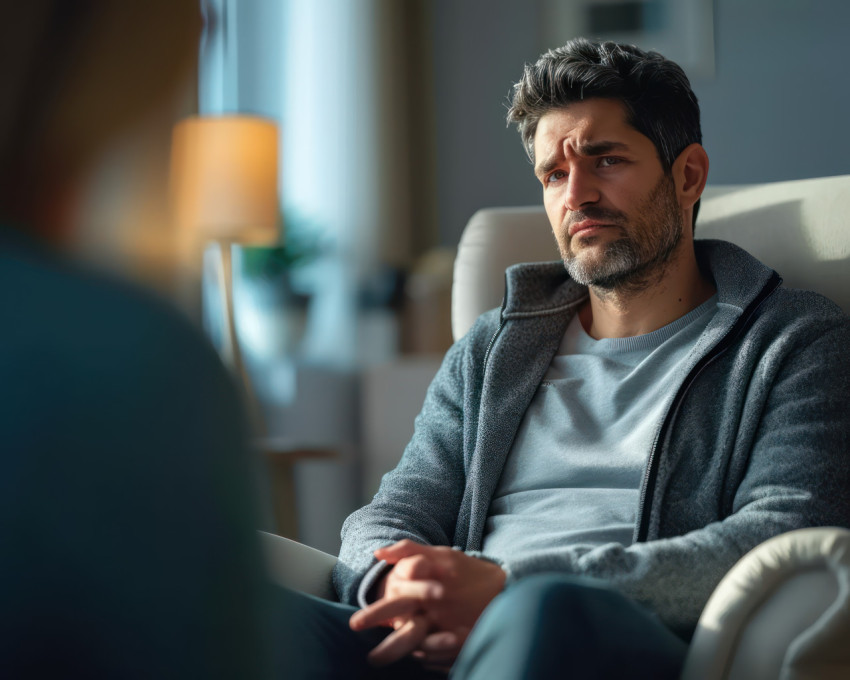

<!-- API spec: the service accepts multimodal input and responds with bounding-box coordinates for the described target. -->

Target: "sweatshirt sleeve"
[333,334,473,606]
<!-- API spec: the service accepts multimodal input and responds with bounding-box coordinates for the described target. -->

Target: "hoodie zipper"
[482,274,509,371]
[634,271,783,542]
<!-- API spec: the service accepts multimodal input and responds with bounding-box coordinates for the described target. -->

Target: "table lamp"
[170,115,280,427]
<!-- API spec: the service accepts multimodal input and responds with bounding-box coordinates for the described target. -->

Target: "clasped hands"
[349,540,506,671]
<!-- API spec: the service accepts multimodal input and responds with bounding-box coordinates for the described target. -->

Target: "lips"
[565,208,626,239]
[567,220,613,237]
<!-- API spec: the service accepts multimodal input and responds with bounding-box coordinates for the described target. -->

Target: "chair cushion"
[451,206,553,340]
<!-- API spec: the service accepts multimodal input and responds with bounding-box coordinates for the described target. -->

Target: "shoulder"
[1,242,244,459]
[463,306,503,343]
[4,237,224,376]
[757,285,849,337]
[732,285,850,390]
[768,285,846,317]
[698,238,848,329]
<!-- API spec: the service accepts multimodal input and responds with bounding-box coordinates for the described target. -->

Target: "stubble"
[560,174,684,298]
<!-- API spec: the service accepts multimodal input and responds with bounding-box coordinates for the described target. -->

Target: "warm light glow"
[170,115,280,245]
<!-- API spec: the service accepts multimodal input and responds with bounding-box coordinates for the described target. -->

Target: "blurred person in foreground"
[279,39,850,679]
[0,2,270,677]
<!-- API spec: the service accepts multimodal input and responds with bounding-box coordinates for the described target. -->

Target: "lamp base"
[203,240,267,436]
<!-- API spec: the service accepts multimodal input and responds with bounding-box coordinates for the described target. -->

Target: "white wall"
[696,0,850,184]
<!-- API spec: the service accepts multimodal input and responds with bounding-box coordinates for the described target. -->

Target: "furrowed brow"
[575,140,629,156]
[534,140,629,179]
[534,155,561,180]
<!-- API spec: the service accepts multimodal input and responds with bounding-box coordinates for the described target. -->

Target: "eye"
[598,156,623,168]
[545,170,567,185]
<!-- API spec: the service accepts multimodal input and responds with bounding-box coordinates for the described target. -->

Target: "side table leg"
[258,443,336,542]
[266,457,299,540]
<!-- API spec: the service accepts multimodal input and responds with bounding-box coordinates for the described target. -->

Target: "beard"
[560,174,684,294]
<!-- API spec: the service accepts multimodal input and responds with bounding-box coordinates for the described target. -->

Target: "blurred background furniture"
[267,173,850,679]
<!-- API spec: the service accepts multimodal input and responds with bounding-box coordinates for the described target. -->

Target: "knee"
[494,573,613,628]
[455,575,623,679]
[457,575,686,680]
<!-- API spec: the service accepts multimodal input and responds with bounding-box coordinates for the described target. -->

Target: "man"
[286,39,850,678]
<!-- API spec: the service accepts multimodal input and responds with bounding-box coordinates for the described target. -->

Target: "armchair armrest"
[258,530,338,601]
[682,527,850,680]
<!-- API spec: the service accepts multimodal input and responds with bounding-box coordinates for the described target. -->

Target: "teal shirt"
[0,225,270,677]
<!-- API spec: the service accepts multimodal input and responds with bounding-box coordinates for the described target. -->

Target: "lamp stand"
[215,240,265,435]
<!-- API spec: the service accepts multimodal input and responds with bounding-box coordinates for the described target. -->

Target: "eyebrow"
[534,140,630,179]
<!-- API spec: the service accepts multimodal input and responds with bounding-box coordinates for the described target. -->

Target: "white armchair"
[268,174,850,679]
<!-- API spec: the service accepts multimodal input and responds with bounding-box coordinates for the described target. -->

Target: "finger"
[348,582,434,630]
[418,630,460,653]
[413,648,457,673]
[391,550,462,584]
[392,554,451,581]
[374,539,432,563]
[384,578,445,604]
[415,625,470,663]
[367,614,429,667]
[377,547,458,587]
[392,554,432,580]
[415,650,457,669]
[351,600,414,631]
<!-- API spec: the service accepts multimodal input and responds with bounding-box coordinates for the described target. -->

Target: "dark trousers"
[274,587,440,680]
[451,574,687,679]
[275,574,687,679]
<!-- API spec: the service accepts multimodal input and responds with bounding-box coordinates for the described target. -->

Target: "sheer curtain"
[198,0,431,551]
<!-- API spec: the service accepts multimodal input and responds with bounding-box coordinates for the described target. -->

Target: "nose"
[564,167,600,211]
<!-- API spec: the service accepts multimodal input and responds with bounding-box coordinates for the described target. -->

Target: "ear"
[671,143,709,212]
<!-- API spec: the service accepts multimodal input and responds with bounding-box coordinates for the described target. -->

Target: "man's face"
[534,99,685,291]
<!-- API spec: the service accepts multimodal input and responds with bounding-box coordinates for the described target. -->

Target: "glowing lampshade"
[170,115,279,245]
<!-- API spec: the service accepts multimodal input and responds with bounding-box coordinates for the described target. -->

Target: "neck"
[581,240,715,339]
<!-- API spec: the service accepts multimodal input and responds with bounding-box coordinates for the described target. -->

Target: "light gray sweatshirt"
[334,240,850,639]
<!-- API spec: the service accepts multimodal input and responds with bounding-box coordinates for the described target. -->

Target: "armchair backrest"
[451,174,850,340]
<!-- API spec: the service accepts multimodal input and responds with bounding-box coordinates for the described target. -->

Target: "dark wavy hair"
[508,38,701,172]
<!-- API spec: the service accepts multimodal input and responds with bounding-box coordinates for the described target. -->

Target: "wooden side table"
[256,437,336,540]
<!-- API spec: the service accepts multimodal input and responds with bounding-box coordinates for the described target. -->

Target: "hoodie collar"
[501,240,779,319]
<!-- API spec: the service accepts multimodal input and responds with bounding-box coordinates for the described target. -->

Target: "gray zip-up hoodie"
[335,240,850,639]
